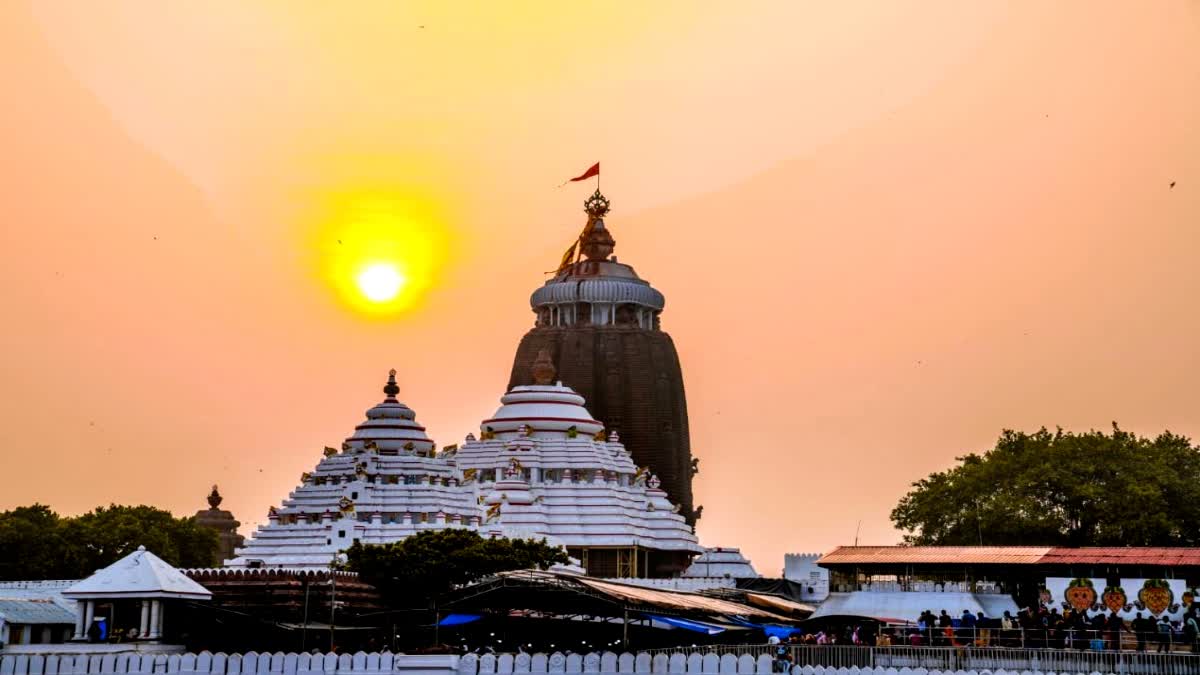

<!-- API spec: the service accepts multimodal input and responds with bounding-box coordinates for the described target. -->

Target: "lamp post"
[328,574,337,653]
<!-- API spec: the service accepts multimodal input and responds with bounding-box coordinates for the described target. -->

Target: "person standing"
[1131,613,1148,652]
[1157,615,1173,652]
[1106,612,1125,651]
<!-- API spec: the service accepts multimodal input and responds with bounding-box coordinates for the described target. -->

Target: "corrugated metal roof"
[0,599,78,625]
[817,546,1052,565]
[1040,547,1200,566]
[818,546,1200,567]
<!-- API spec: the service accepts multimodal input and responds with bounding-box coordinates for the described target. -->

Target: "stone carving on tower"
[508,191,697,523]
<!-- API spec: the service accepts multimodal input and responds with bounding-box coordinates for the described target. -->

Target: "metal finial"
[207,485,222,509]
[583,189,610,218]
[383,369,400,398]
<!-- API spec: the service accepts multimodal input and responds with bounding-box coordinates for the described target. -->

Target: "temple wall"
[0,649,1158,675]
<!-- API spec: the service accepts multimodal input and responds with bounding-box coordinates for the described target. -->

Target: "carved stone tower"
[193,485,245,566]
[508,191,698,523]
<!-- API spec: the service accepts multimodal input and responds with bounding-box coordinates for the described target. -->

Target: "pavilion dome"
[345,370,435,455]
[480,350,604,439]
[682,547,760,579]
[63,546,212,600]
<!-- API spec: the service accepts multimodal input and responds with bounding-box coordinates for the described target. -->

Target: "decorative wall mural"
[1137,579,1176,615]
[1064,578,1097,612]
[1102,586,1128,612]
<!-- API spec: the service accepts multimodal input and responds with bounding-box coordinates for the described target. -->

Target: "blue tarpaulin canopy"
[646,615,727,635]
[438,613,483,627]
[727,617,802,639]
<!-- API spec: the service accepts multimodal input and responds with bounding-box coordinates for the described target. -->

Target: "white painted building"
[783,553,830,602]
[229,358,702,577]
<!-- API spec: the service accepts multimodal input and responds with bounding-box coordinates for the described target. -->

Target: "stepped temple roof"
[227,367,700,573]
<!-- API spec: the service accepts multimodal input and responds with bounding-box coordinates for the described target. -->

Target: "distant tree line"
[0,504,219,580]
[891,424,1200,546]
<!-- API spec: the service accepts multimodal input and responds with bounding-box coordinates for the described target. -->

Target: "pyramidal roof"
[63,546,212,600]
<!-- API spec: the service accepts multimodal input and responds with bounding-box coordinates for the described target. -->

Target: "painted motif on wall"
[1046,578,1188,619]
[1064,578,1097,612]
[1137,579,1177,615]
[1102,586,1129,613]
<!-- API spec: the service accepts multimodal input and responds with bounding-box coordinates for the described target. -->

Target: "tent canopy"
[810,591,1017,624]
[442,570,798,628]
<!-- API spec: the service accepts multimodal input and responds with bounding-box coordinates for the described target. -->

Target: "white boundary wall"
[0,651,1133,675]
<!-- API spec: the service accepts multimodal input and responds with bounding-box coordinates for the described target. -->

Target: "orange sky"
[2,2,1198,574]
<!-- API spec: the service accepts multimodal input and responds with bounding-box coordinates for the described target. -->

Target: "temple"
[193,486,245,566]
[508,190,698,523]
[227,363,701,577]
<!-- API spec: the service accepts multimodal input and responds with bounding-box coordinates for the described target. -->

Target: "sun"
[308,187,453,317]
[356,263,406,302]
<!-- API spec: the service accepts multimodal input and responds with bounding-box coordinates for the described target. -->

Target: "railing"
[637,644,1200,675]
[3,648,1199,675]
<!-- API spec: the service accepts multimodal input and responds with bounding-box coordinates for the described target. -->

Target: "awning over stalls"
[647,615,729,635]
[438,613,483,627]
[441,570,797,629]
[735,578,813,603]
[743,593,816,616]
[576,578,792,623]
[810,592,1018,624]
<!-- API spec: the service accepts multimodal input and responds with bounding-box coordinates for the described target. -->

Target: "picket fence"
[0,650,1182,675]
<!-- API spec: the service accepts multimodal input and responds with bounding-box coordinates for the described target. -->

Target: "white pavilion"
[228,353,702,577]
[62,546,211,644]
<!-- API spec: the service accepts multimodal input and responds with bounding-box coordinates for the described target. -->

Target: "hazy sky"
[2,2,1198,574]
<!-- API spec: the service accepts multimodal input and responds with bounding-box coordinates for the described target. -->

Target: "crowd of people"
[772,605,1200,654]
[907,605,1200,653]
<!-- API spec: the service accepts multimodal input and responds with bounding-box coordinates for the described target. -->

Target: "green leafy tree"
[346,529,568,606]
[0,504,219,580]
[891,425,1200,546]
[62,505,220,572]
[0,505,72,580]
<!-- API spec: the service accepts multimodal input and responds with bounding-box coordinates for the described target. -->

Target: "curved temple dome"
[345,369,436,455]
[510,191,697,524]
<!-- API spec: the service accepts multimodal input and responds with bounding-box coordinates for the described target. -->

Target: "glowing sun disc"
[356,263,406,302]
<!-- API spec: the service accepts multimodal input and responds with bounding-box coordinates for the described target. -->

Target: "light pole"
[329,574,337,653]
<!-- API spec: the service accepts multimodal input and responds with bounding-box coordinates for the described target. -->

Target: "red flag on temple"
[559,162,599,186]
[569,162,599,182]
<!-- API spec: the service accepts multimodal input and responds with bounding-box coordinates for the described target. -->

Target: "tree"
[62,505,220,572]
[346,529,568,606]
[891,424,1200,546]
[0,505,72,580]
[0,504,219,580]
